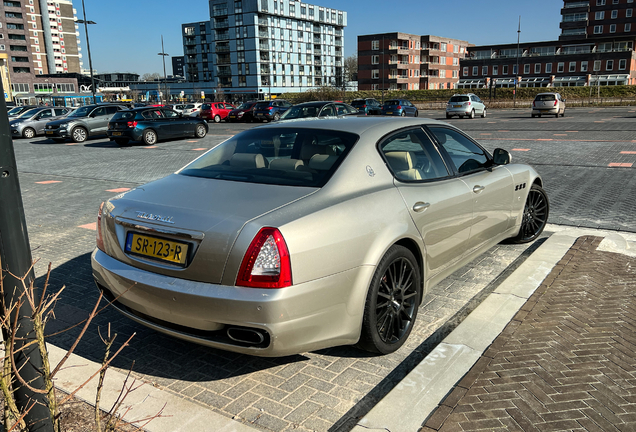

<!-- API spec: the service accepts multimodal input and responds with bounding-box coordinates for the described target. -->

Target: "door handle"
[413,202,430,213]
[473,185,485,193]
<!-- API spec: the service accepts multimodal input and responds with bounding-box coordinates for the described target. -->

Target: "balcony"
[314,50,322,55]
[185,48,197,55]
[258,17,268,26]
[260,44,270,51]
[260,54,270,61]
[214,19,229,28]
[314,60,322,65]
[389,45,409,54]
[217,69,232,77]
[212,8,228,16]
[259,31,269,38]
[216,44,230,52]
[216,31,229,40]
[184,38,197,46]
[217,56,231,65]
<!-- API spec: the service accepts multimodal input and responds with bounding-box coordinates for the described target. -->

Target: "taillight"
[554,100,558,106]
[127,121,138,128]
[533,101,536,107]
[362,104,367,108]
[237,227,292,288]
[268,107,274,110]
[397,105,402,110]
[96,202,105,252]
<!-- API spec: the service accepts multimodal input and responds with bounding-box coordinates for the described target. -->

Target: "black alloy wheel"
[510,184,549,244]
[358,245,420,354]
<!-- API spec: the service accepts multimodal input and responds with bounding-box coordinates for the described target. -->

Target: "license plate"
[454,105,462,108]
[229,115,236,118]
[46,131,54,134]
[112,132,122,136]
[256,113,263,116]
[386,112,393,115]
[125,233,188,265]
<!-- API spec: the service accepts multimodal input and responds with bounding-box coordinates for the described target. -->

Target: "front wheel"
[195,123,207,138]
[142,129,157,145]
[22,127,36,139]
[357,245,421,354]
[71,127,88,143]
[509,184,549,244]
[481,108,487,118]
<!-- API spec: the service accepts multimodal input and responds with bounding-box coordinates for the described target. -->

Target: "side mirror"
[492,148,511,165]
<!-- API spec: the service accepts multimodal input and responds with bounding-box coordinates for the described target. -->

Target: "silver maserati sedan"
[91,117,549,357]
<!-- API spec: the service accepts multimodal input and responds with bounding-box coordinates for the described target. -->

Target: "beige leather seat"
[269,158,304,171]
[384,151,422,181]
[230,153,266,169]
[308,154,338,171]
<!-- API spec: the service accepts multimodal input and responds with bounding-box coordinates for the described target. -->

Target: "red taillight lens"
[362,104,367,108]
[268,107,274,110]
[554,100,558,106]
[96,202,105,252]
[397,105,402,110]
[533,101,536,107]
[237,227,292,288]
[127,121,138,128]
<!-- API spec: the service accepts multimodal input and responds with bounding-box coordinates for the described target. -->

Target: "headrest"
[433,131,447,144]
[300,142,325,160]
[269,158,304,171]
[230,153,266,169]
[308,154,338,171]
[385,151,415,172]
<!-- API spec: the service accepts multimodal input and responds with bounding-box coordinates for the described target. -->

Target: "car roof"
[255,116,449,136]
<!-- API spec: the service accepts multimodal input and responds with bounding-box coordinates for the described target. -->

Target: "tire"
[22,127,36,139]
[357,245,421,354]
[446,113,452,119]
[509,184,549,244]
[273,112,281,121]
[561,110,565,117]
[414,110,419,117]
[469,109,475,119]
[481,108,487,118]
[400,111,406,117]
[531,114,536,118]
[52,138,66,143]
[194,123,207,138]
[142,129,157,145]
[538,114,542,118]
[114,138,129,146]
[71,127,88,143]
[214,114,221,123]
[555,113,559,118]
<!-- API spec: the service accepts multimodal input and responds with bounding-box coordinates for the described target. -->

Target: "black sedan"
[278,101,359,120]
[107,107,208,146]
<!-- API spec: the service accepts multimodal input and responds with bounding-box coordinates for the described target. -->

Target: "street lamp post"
[158,35,169,104]
[514,16,520,108]
[75,0,96,104]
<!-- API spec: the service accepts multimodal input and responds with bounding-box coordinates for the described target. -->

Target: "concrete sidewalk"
[49,226,636,432]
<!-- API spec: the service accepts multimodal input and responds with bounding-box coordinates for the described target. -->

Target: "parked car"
[381,99,419,117]
[200,102,236,123]
[278,101,359,120]
[227,101,259,122]
[252,100,293,122]
[9,107,72,139]
[106,107,208,146]
[182,103,203,117]
[446,94,487,119]
[350,98,382,115]
[44,104,126,143]
[92,116,548,357]
[8,105,38,119]
[531,92,566,118]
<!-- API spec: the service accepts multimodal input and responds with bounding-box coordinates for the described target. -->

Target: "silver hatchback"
[446,94,487,119]
[9,107,72,139]
[531,92,566,118]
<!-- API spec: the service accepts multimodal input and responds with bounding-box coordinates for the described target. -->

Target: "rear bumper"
[91,248,372,357]
[446,107,472,116]
[531,108,559,115]
[107,130,141,141]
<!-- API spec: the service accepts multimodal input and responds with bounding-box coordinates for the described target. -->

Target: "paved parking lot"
[10,107,636,431]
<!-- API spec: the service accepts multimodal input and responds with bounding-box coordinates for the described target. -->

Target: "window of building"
[372,69,379,79]
[512,64,517,74]
[606,59,614,70]
[453,57,458,66]
[581,61,588,72]
[372,40,379,50]
[440,69,446,78]
[546,63,552,73]
[11,83,29,92]
[619,58,627,69]
[503,65,508,75]
[569,62,576,72]
[463,66,469,76]
[0,45,4,51]
[441,42,447,52]
[613,0,619,3]
[611,10,618,19]
[557,62,564,72]
[452,70,458,78]
[594,60,602,71]
[492,65,498,75]
[610,24,616,33]
[472,66,478,76]
[595,11,605,20]
[594,25,603,33]
[482,65,488,75]
[524,64,530,74]
[626,23,632,31]
[534,63,541,74]
[597,0,606,5]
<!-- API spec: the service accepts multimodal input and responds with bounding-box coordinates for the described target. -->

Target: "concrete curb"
[351,231,579,432]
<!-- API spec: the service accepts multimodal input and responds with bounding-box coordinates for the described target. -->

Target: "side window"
[379,128,450,182]
[162,109,179,118]
[319,105,335,117]
[39,110,53,118]
[429,127,489,174]
[92,107,106,117]
[106,106,119,115]
[335,104,347,115]
[54,108,67,116]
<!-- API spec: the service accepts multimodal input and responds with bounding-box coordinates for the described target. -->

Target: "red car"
[200,102,236,123]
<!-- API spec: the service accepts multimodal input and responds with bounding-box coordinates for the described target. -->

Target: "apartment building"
[172,56,184,77]
[357,33,470,91]
[181,0,347,98]
[459,0,636,88]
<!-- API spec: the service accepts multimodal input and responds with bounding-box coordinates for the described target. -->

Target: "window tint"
[162,109,180,118]
[319,104,335,117]
[111,111,135,121]
[141,109,164,119]
[92,107,106,117]
[202,103,211,110]
[106,106,120,115]
[37,110,52,118]
[535,94,556,101]
[429,127,489,174]
[449,96,470,102]
[179,128,359,187]
[380,128,450,181]
[54,108,67,116]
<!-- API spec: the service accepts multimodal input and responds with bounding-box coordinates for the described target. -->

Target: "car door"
[428,126,513,254]
[86,106,107,134]
[33,109,54,134]
[471,96,485,115]
[379,127,474,280]
[161,108,183,137]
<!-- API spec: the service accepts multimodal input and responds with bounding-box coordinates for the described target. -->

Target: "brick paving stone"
[426,236,636,432]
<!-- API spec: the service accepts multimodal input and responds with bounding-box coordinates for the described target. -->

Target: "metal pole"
[158,35,169,104]
[80,0,96,104]
[514,16,520,108]
[0,75,54,432]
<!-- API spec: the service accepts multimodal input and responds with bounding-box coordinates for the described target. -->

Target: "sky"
[81,0,564,76]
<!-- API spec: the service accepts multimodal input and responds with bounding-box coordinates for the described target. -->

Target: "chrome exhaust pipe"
[227,327,266,345]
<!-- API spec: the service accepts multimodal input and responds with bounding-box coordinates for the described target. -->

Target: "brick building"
[357,32,470,91]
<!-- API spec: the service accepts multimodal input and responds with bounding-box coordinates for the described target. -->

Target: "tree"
[343,54,358,83]
[140,73,162,82]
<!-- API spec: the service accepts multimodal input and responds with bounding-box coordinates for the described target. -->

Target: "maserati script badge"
[136,211,175,224]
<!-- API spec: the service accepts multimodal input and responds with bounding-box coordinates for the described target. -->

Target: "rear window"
[111,111,136,121]
[384,100,400,106]
[201,103,211,110]
[535,94,556,101]
[179,127,359,187]
[350,100,366,106]
[449,96,470,103]
[254,102,271,109]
